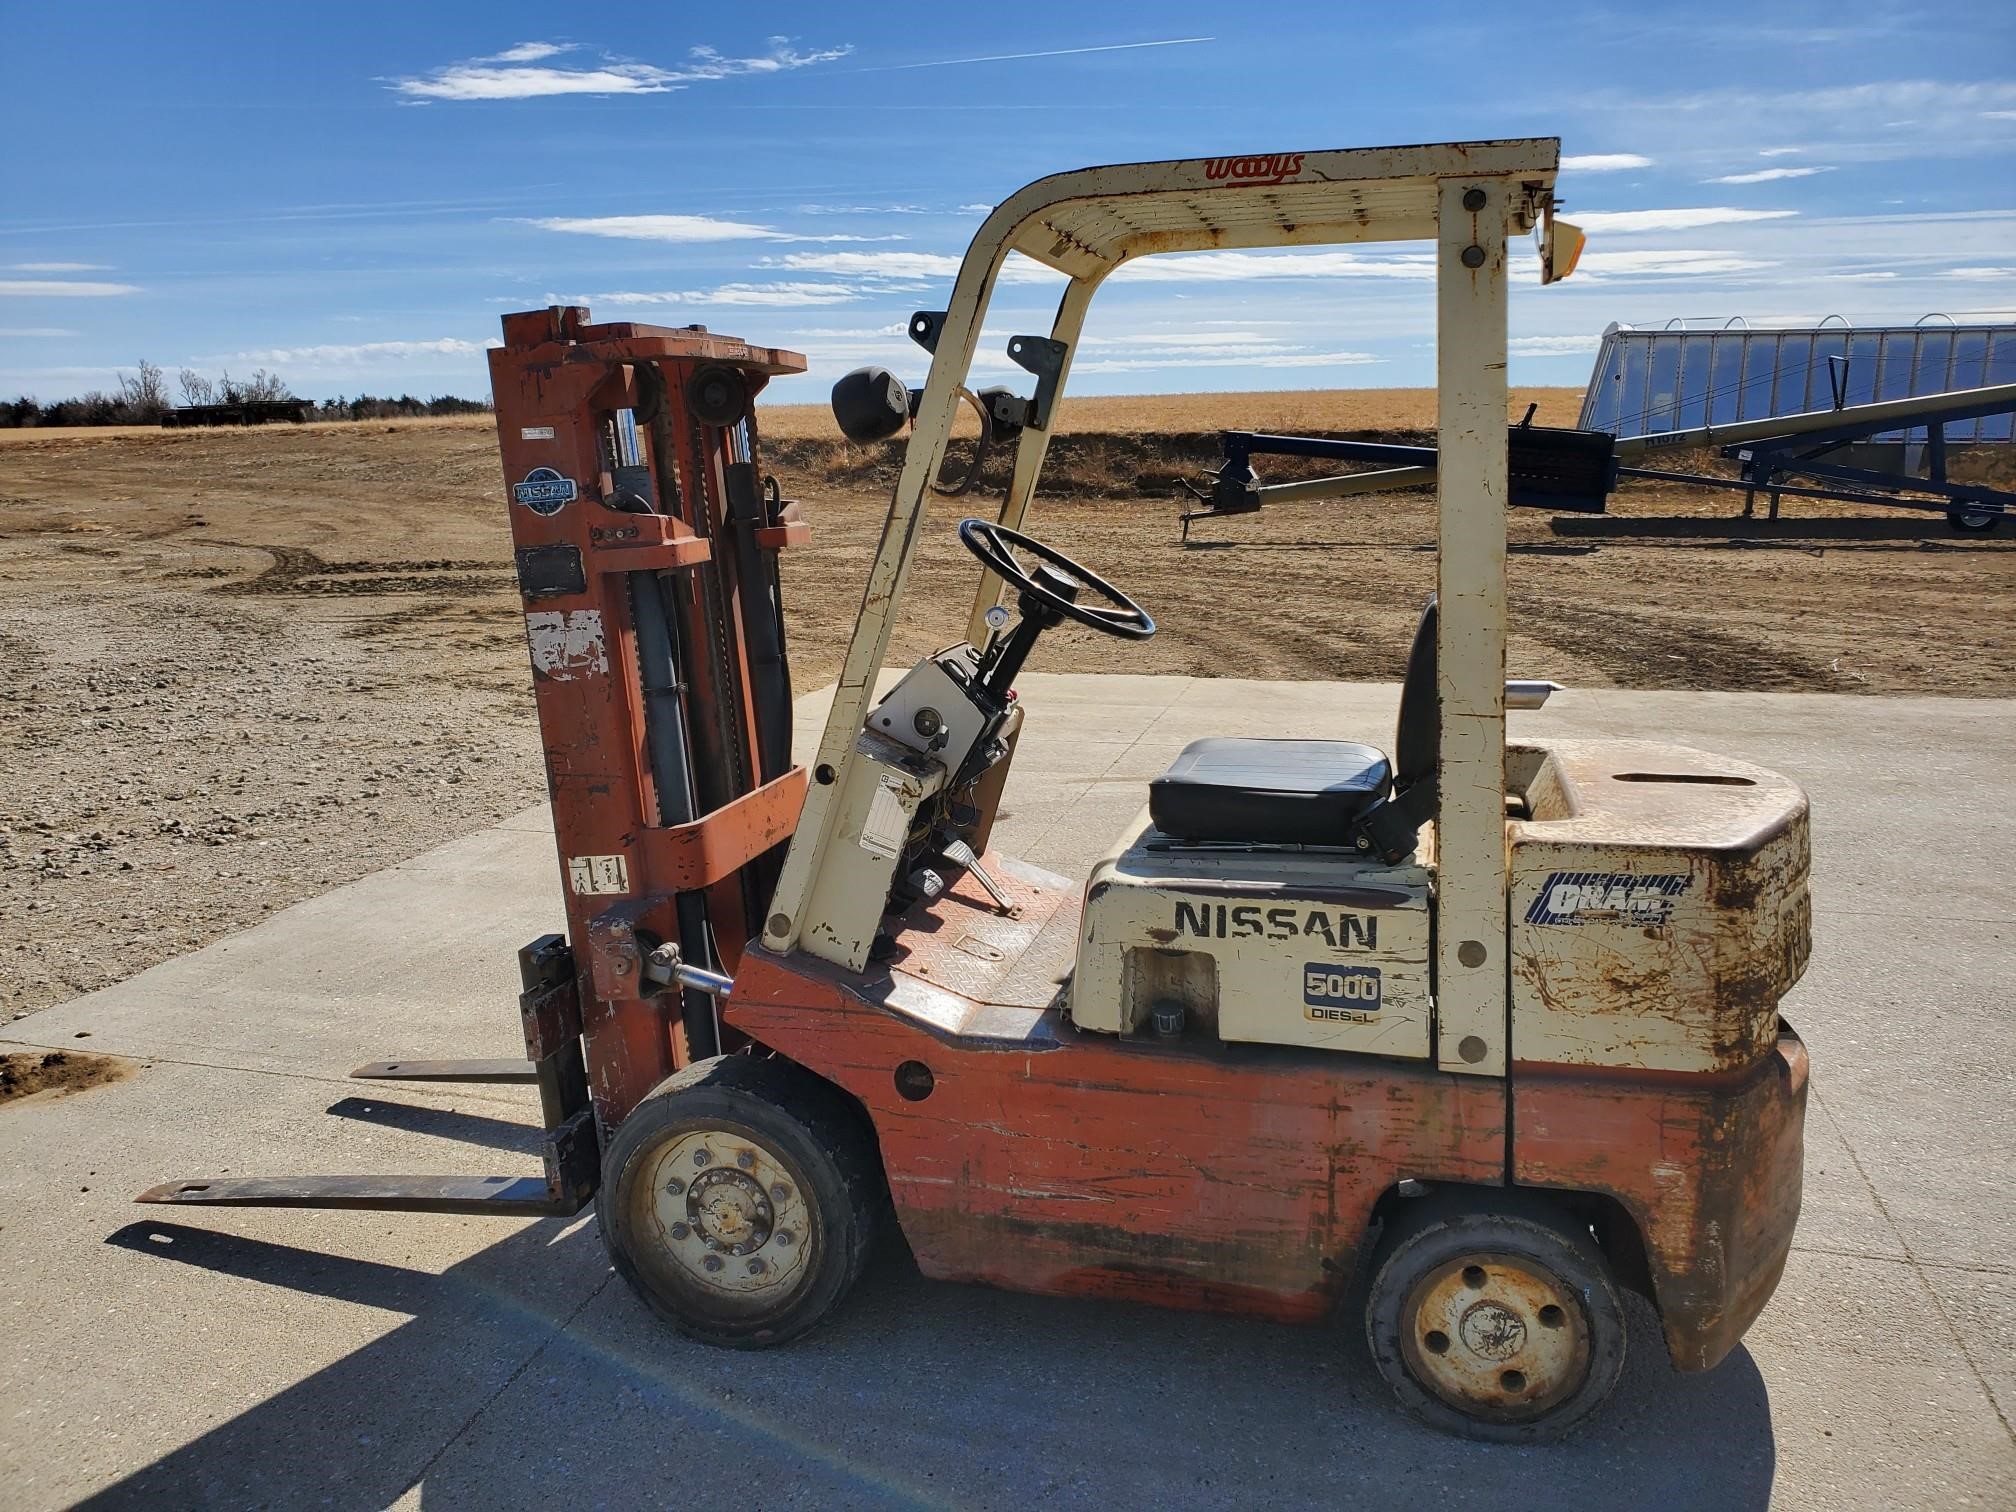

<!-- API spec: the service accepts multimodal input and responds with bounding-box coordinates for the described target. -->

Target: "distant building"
[1580,316,2016,447]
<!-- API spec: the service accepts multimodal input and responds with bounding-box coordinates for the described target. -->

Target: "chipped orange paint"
[727,926,1507,1322]
[1513,1030,1809,1370]
[489,305,810,1127]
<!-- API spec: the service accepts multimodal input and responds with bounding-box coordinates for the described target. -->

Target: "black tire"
[1364,1192,1626,1442]
[1948,508,1999,534]
[596,1054,881,1349]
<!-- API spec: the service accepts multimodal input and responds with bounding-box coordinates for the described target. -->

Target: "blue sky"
[3,4,2013,404]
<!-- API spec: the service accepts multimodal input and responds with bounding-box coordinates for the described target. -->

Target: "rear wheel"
[1948,507,1999,534]
[1365,1195,1626,1442]
[597,1054,881,1348]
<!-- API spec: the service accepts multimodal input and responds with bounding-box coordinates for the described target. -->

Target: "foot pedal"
[941,837,1013,912]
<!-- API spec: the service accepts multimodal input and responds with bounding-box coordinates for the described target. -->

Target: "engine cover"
[1074,810,1432,1060]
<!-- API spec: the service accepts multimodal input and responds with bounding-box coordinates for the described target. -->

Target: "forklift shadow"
[323,1094,545,1155]
[92,1217,1776,1510]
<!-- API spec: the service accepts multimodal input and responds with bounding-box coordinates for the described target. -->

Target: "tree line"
[1,359,491,428]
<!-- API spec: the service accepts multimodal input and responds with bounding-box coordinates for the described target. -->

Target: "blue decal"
[1526,871,1690,926]
[1303,963,1381,1018]
[512,466,578,516]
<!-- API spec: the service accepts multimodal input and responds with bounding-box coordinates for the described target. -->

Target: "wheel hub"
[639,1128,812,1298]
[1400,1252,1590,1422]
[688,1167,773,1255]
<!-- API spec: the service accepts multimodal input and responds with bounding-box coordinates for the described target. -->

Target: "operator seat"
[1147,598,1438,858]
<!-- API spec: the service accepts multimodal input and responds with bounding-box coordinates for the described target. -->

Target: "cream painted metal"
[1074,810,1434,1058]
[1505,740,1810,1075]
[1432,177,1512,1077]
[763,139,1564,1077]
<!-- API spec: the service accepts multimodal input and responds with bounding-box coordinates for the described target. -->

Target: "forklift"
[142,139,1812,1442]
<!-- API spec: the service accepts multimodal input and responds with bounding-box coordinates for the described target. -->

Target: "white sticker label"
[525,610,608,681]
[859,776,909,861]
[520,425,556,440]
[567,854,630,896]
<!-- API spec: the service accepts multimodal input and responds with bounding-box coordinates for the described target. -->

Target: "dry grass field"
[1,390,2010,1022]
[752,386,1585,439]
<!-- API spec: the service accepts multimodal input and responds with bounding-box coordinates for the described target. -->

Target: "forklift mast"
[487,307,810,1130]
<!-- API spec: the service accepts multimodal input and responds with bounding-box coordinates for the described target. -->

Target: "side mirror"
[831,366,911,443]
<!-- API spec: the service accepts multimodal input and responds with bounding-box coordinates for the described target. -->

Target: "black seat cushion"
[1148,738,1393,846]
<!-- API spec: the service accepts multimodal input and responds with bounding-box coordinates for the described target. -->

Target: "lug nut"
[737,1151,755,1170]
[703,1255,723,1273]
[670,1222,690,1240]
[693,1149,710,1166]
[748,1258,766,1276]
[775,1229,794,1246]
[664,1177,685,1195]
[770,1184,791,1201]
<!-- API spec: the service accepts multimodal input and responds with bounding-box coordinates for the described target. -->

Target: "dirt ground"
[0,1049,132,1105]
[2,402,2011,1023]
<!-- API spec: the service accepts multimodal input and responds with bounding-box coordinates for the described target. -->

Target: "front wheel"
[1364,1195,1627,1442]
[597,1054,882,1349]
[1948,507,2000,534]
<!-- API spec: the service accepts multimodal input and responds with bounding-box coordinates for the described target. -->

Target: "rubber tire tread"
[1363,1191,1626,1443]
[597,1053,881,1350]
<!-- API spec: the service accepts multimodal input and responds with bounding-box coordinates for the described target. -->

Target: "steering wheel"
[958,519,1155,640]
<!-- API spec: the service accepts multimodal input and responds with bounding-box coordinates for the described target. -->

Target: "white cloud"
[797,203,932,216]
[200,338,496,367]
[1074,330,1310,360]
[783,323,911,339]
[484,42,572,64]
[0,279,140,297]
[853,37,1211,72]
[1112,250,1437,282]
[558,283,866,308]
[1508,335,1602,356]
[1945,267,2016,280]
[389,36,851,102]
[1981,110,2016,121]
[1073,350,1378,374]
[758,249,1058,287]
[1568,249,1776,277]
[1560,154,1652,172]
[529,213,791,243]
[526,213,902,245]
[763,246,1442,288]
[957,204,994,214]
[1570,207,1797,233]
[1757,147,1805,157]
[764,249,962,279]
[1625,79,2016,164]
[1709,166,1832,183]
[0,327,78,338]
[5,261,110,272]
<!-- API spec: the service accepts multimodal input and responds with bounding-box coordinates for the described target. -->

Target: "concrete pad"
[3,675,2014,1508]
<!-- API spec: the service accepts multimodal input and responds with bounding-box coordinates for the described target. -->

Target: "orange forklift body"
[724,859,1806,1369]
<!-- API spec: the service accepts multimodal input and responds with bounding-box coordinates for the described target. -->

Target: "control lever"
[940,836,1013,913]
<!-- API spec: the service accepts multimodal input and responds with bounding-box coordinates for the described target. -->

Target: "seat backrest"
[1393,596,1438,790]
